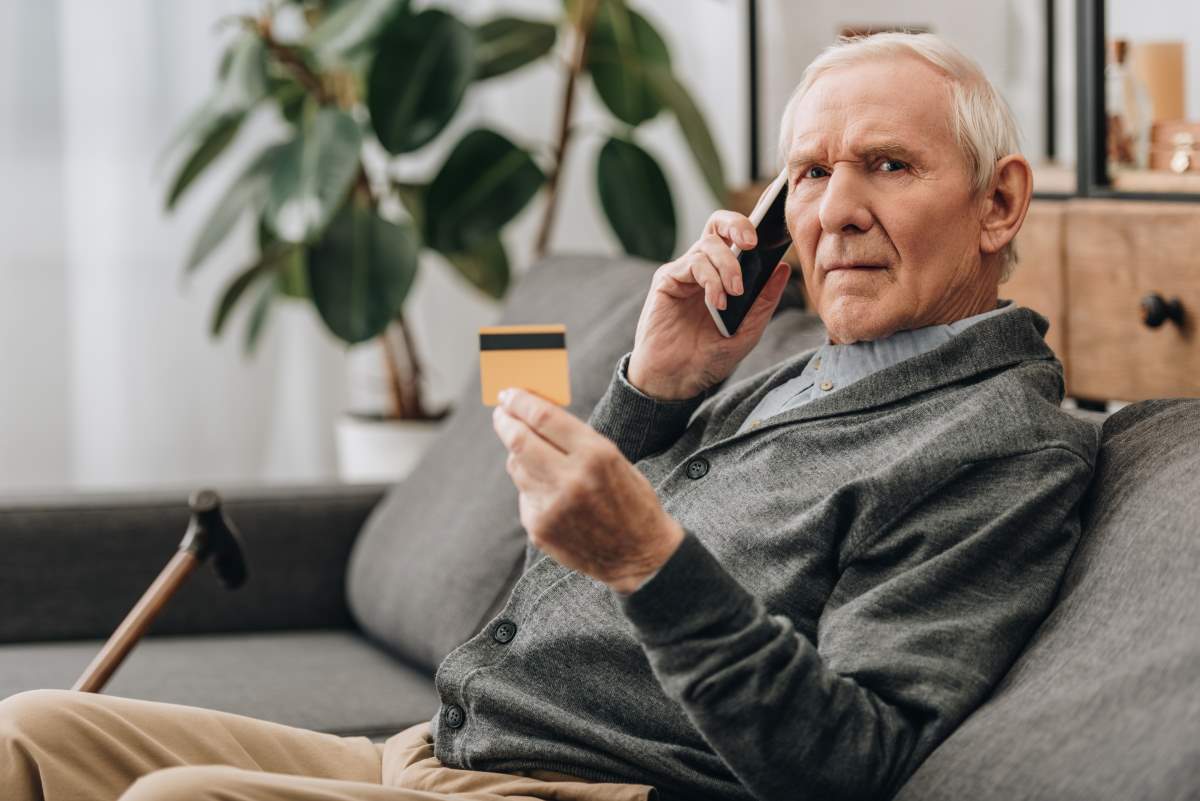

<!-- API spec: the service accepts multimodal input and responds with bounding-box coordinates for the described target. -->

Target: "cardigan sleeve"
[618,445,1094,801]
[586,352,713,464]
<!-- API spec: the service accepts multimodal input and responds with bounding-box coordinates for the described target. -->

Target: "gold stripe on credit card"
[479,324,571,406]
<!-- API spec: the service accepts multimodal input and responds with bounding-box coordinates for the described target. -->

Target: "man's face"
[783,57,995,344]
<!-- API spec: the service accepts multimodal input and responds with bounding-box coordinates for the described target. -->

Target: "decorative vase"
[334,415,450,483]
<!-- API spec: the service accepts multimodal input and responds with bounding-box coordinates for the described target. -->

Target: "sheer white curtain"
[0,0,348,494]
[0,0,746,495]
[0,2,71,490]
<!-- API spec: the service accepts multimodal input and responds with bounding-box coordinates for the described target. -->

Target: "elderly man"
[2,32,1096,801]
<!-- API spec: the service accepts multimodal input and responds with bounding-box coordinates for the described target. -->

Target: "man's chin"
[817,299,904,345]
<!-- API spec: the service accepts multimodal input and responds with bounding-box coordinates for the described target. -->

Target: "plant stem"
[533,0,601,259]
[396,315,429,419]
[379,327,408,419]
[378,314,437,420]
[255,16,335,105]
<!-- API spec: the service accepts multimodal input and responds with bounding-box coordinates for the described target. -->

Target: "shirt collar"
[804,300,1016,395]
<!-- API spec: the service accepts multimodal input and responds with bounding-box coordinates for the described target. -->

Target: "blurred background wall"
[0,0,746,493]
[4,0,1146,493]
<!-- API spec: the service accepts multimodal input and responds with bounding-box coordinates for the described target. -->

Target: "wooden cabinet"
[1006,202,1068,377]
[1008,199,1199,402]
[1065,201,1200,401]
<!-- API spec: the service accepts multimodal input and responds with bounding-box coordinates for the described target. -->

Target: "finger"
[492,405,567,480]
[703,210,757,250]
[695,234,744,296]
[734,262,792,340]
[663,253,726,309]
[687,253,728,310]
[505,451,535,491]
[497,388,590,454]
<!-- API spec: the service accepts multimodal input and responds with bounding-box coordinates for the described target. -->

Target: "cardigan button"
[493,620,517,644]
[444,704,465,729]
[685,457,709,479]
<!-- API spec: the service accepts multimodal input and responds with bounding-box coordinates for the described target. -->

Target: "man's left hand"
[491,388,684,594]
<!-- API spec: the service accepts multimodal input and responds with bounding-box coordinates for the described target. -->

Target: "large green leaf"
[159,102,221,175]
[596,136,676,262]
[277,248,310,298]
[270,78,309,126]
[392,181,426,234]
[159,32,269,198]
[213,33,270,115]
[166,111,245,210]
[186,144,286,273]
[211,258,272,337]
[306,0,408,66]
[243,272,279,356]
[424,128,544,254]
[389,181,510,303]
[445,235,510,299]
[474,17,557,81]
[586,3,669,126]
[306,199,419,344]
[645,68,727,203]
[217,38,237,81]
[264,108,363,244]
[368,9,474,155]
[257,217,310,299]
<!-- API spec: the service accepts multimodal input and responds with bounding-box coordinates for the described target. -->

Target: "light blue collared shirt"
[735,301,1016,436]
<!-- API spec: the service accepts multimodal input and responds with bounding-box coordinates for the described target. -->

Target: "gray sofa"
[2,254,1196,798]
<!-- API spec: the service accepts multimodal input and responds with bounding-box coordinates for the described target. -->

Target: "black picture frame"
[746,0,1199,201]
[1076,0,1200,201]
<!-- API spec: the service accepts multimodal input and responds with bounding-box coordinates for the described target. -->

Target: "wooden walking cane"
[73,489,248,693]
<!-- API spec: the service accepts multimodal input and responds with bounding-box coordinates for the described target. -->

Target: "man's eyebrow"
[786,141,926,174]
[857,142,924,162]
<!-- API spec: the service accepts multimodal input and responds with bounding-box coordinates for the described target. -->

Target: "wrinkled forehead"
[786,57,957,157]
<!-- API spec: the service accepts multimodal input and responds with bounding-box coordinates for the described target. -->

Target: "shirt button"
[493,620,517,644]
[813,356,822,370]
[685,457,709,479]
[750,419,761,429]
[444,703,465,729]
[819,380,834,391]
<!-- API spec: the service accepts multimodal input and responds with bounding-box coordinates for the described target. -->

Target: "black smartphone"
[705,167,792,337]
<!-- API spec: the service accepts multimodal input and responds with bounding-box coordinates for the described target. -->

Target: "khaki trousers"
[0,689,656,801]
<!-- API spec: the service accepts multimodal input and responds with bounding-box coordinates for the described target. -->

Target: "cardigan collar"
[704,305,1060,446]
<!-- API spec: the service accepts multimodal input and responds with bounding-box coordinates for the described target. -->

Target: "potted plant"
[162,0,726,480]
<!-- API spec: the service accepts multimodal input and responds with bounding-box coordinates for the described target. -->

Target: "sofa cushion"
[895,399,1200,801]
[0,630,439,739]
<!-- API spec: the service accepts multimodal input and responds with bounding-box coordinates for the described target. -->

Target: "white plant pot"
[335,415,450,483]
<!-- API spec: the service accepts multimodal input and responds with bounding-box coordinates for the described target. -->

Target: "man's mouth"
[822,262,887,273]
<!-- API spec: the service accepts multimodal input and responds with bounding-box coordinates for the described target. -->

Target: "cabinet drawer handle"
[1141,293,1185,329]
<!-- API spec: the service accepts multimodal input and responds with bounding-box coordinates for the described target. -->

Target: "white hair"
[777,32,1023,279]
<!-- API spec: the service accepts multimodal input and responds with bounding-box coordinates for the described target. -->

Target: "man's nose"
[817,167,874,235]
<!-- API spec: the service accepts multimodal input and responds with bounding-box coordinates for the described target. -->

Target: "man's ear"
[979,154,1033,258]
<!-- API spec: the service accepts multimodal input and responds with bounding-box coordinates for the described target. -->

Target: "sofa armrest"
[0,482,388,644]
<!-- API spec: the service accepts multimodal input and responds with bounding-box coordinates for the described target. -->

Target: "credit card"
[479,324,571,406]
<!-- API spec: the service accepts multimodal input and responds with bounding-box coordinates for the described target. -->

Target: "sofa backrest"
[896,399,1200,800]
[345,253,823,673]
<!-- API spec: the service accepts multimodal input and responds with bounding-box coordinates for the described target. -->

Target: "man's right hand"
[627,210,793,400]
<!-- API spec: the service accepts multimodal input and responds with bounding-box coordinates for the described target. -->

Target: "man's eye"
[879,159,908,173]
[804,165,829,179]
